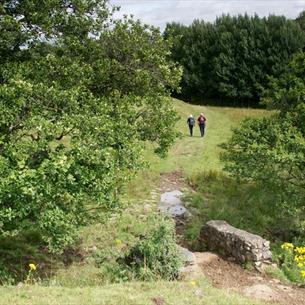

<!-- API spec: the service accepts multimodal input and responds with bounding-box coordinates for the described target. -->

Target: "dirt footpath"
[196,252,305,305]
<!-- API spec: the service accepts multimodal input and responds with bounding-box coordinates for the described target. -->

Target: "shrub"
[94,215,182,282]
[123,216,182,281]
[275,242,305,283]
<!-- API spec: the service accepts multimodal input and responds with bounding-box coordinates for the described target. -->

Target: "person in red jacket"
[197,113,206,137]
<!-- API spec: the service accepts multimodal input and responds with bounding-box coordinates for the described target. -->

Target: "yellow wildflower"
[115,239,123,249]
[297,263,304,268]
[281,242,294,251]
[300,270,305,278]
[295,247,305,255]
[29,263,37,271]
[190,280,197,286]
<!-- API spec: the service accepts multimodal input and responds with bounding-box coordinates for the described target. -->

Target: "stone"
[178,246,196,266]
[194,289,204,297]
[160,190,183,205]
[243,284,276,301]
[200,220,272,263]
[16,282,23,288]
[158,190,191,219]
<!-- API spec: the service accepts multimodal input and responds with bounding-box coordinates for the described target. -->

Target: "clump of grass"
[184,170,286,249]
[264,266,290,284]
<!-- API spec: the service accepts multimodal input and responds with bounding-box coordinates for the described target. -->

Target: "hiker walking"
[187,114,195,136]
[197,113,206,137]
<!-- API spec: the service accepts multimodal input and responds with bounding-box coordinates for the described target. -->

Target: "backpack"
[189,117,195,126]
[199,116,205,124]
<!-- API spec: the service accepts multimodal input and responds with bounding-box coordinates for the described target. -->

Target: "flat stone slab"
[160,190,183,205]
[158,190,190,218]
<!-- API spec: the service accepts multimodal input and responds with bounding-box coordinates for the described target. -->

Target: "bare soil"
[159,171,185,192]
[196,252,305,305]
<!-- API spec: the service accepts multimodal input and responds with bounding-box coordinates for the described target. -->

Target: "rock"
[200,220,272,263]
[160,190,183,205]
[158,204,189,218]
[16,282,23,288]
[277,284,293,292]
[194,252,219,264]
[243,284,276,301]
[178,246,196,266]
[158,190,191,219]
[194,289,204,297]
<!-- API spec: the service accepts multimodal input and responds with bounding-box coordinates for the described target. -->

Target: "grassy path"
[128,99,266,199]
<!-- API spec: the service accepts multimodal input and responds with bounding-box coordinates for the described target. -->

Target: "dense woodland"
[164,13,305,104]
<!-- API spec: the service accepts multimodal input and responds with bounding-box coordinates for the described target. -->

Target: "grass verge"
[0,279,268,305]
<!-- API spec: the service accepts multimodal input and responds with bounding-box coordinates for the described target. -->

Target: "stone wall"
[200,220,272,263]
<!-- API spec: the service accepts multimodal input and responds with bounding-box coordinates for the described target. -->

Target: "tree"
[165,14,305,104]
[222,52,305,238]
[0,1,181,252]
[296,11,305,32]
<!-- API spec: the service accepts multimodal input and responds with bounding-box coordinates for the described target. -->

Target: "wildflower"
[281,242,294,251]
[115,239,122,246]
[295,247,305,255]
[190,280,197,286]
[300,270,305,278]
[297,263,304,268]
[115,239,124,249]
[29,263,37,271]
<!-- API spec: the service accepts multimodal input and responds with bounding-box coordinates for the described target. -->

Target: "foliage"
[164,14,305,103]
[264,265,290,284]
[0,261,15,285]
[93,215,182,282]
[123,215,182,281]
[296,10,305,32]
[221,51,305,239]
[0,0,181,252]
[273,242,305,283]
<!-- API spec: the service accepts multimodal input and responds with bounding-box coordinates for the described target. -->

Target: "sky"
[110,0,305,30]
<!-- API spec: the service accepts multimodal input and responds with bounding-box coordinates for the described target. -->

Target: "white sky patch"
[110,0,305,30]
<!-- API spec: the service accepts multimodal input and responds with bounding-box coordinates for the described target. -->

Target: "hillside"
[0,99,275,305]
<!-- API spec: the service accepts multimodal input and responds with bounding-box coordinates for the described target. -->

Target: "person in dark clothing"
[197,113,206,137]
[187,114,195,136]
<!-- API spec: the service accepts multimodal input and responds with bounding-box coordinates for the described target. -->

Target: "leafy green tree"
[222,52,305,238]
[165,14,305,103]
[0,1,181,252]
[296,11,305,32]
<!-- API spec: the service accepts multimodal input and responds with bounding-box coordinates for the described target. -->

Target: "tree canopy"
[164,14,305,104]
[222,51,305,238]
[0,0,181,252]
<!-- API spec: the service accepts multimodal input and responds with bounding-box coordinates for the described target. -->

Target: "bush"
[94,215,182,282]
[124,216,182,281]
[274,242,305,283]
[221,52,305,241]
